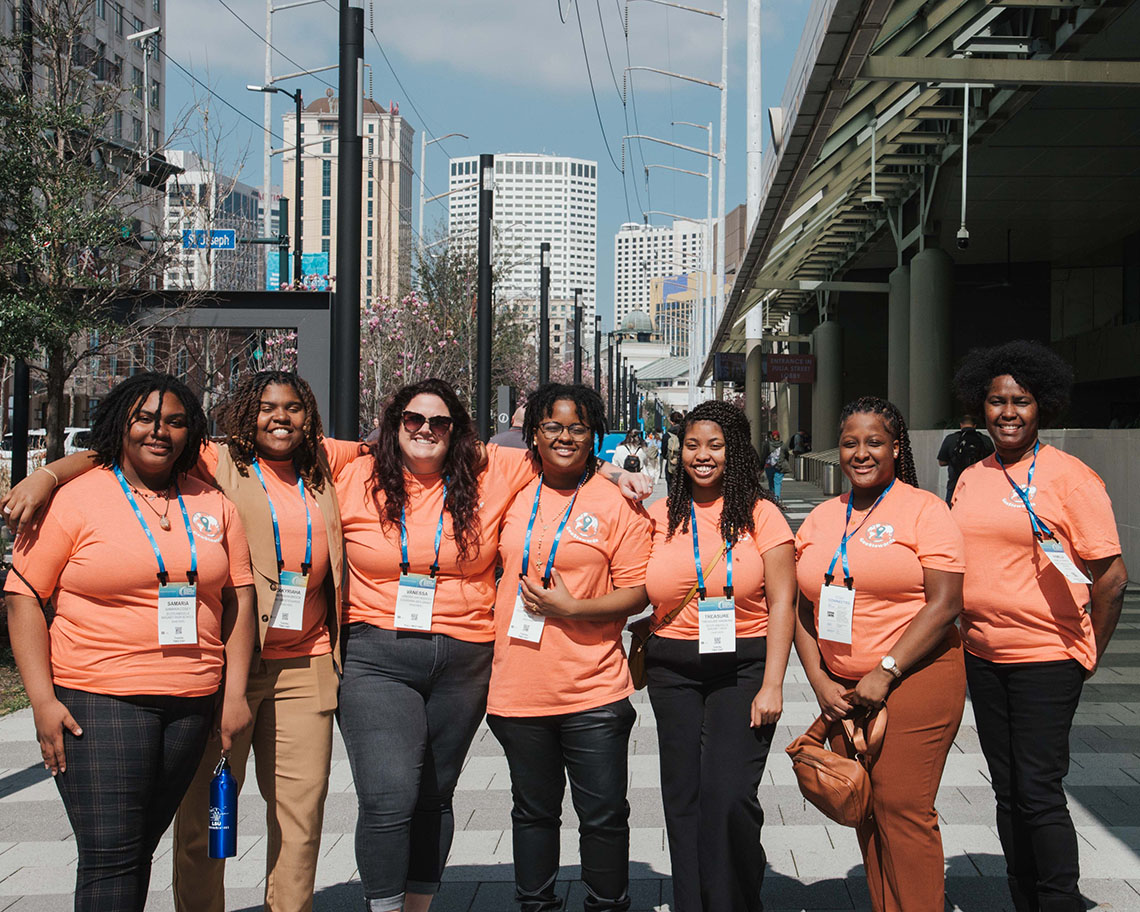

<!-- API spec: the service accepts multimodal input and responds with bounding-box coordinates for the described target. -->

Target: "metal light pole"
[476,153,495,440]
[573,288,583,385]
[630,371,639,430]
[594,314,601,392]
[620,358,629,432]
[248,84,304,284]
[539,242,551,384]
[331,0,363,438]
[606,332,615,424]
[127,26,160,155]
[418,132,468,252]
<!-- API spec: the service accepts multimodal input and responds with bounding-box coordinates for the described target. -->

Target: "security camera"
[862,194,885,212]
[956,225,970,250]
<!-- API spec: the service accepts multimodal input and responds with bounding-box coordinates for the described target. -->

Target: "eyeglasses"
[537,422,592,440]
[402,410,454,435]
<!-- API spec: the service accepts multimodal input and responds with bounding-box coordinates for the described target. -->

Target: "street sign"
[181,229,237,250]
[762,354,816,384]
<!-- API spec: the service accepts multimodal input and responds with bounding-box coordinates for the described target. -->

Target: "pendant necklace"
[132,483,173,531]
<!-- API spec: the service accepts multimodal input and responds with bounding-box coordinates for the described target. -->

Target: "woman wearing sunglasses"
[331,378,649,912]
[486,383,652,912]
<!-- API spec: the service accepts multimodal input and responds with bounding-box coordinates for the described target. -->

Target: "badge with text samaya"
[114,464,199,646]
[997,443,1092,586]
[393,484,447,631]
[691,503,736,654]
[509,473,587,643]
[251,457,312,631]
[818,480,895,645]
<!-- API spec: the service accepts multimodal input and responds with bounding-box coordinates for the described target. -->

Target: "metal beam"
[751,279,890,292]
[858,56,1140,87]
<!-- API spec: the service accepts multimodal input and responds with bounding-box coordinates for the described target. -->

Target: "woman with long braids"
[793,396,966,912]
[3,373,256,911]
[951,342,1127,912]
[487,383,652,912]
[643,400,796,912]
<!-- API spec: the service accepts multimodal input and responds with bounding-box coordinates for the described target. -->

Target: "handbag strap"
[648,539,728,636]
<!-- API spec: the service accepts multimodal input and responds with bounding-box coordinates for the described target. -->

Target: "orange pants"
[830,635,966,912]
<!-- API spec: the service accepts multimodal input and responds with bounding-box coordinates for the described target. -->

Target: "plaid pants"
[53,686,214,912]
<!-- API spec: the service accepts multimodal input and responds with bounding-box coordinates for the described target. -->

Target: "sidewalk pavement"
[2,478,1140,911]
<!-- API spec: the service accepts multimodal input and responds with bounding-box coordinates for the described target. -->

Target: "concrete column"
[888,264,910,417]
[811,320,842,450]
[777,313,802,445]
[745,341,763,453]
[908,247,954,429]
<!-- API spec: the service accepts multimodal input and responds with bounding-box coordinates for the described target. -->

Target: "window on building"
[115,4,123,34]
[366,279,372,298]
[96,0,105,18]
[321,199,330,236]
[366,239,373,258]
[150,79,159,109]
[322,238,330,254]
[132,117,142,143]
[153,0,161,12]
[322,160,331,196]
[132,67,143,100]
[113,110,122,138]
[367,200,372,217]
[150,127,159,150]
[320,121,335,133]
[176,347,188,380]
[323,140,331,154]
[133,15,143,32]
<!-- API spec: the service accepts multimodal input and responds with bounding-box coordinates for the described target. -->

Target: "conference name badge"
[698,596,736,654]
[158,582,198,646]
[1040,540,1092,585]
[270,571,308,631]
[394,573,436,631]
[818,583,855,645]
[508,585,545,643]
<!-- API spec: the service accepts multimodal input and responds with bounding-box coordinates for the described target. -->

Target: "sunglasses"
[401,410,454,435]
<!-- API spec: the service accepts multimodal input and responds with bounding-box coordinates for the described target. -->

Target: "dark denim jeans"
[337,623,492,911]
[488,699,636,912]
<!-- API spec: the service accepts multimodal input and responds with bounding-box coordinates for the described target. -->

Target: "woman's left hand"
[850,669,892,709]
[520,569,581,618]
[618,471,652,501]
[218,693,253,751]
[750,684,783,727]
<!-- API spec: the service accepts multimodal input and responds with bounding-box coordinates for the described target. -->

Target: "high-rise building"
[283,91,414,301]
[162,152,262,291]
[447,153,598,359]
[613,219,708,329]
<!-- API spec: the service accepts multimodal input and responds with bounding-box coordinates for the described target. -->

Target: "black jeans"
[646,636,776,912]
[53,685,214,912]
[337,623,493,911]
[965,652,1086,912]
[488,699,636,912]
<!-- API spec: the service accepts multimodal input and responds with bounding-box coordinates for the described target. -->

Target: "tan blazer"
[209,443,346,672]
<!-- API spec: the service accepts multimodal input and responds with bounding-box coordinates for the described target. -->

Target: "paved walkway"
[3,479,1140,911]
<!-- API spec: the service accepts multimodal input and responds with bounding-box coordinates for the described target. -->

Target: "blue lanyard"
[400,481,448,577]
[113,464,197,585]
[521,472,587,587]
[825,479,895,588]
[690,502,732,598]
[996,441,1052,540]
[251,456,312,573]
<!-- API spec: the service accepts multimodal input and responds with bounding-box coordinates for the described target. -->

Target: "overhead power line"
[215,0,337,91]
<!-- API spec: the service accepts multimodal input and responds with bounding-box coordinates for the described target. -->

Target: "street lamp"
[247,84,303,285]
[126,26,160,156]
[419,133,468,252]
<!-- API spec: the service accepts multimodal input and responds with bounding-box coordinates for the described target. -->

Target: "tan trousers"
[172,653,338,912]
[831,634,966,912]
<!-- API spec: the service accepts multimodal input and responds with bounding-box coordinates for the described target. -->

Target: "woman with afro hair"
[951,340,1128,912]
[642,400,797,912]
[794,397,966,912]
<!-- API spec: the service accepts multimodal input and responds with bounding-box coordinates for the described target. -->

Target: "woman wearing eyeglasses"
[486,383,652,912]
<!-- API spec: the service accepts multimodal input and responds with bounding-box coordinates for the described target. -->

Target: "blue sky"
[166,0,813,330]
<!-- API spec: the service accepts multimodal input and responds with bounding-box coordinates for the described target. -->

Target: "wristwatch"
[879,655,902,679]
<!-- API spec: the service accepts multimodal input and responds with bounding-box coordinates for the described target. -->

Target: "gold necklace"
[131,483,173,531]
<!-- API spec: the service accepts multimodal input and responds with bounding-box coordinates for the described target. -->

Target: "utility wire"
[595,0,624,102]
[161,47,285,143]
[215,0,337,91]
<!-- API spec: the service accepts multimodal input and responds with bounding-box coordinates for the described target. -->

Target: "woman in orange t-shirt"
[794,397,966,912]
[487,383,652,912]
[644,400,795,912]
[951,341,1128,912]
[3,373,256,911]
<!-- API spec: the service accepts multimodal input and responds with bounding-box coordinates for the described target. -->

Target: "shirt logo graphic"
[860,523,895,548]
[192,512,223,543]
[568,512,602,543]
[1003,485,1037,510]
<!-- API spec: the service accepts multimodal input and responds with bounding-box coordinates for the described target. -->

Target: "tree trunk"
[45,345,68,461]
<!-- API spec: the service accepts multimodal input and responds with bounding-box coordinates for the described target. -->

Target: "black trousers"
[965,653,1086,912]
[53,685,214,912]
[488,699,636,912]
[646,636,776,912]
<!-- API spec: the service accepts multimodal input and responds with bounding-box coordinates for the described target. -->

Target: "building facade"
[283,92,414,301]
[613,219,707,330]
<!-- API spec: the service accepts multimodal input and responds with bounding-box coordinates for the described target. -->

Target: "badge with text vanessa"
[691,503,736,654]
[509,472,587,643]
[251,457,313,632]
[819,480,894,645]
[114,464,199,646]
[392,485,447,631]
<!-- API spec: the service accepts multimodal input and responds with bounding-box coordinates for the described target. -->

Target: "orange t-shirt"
[487,473,652,717]
[645,497,793,639]
[194,442,332,659]
[795,481,965,679]
[5,467,253,697]
[952,445,1120,669]
[334,443,537,641]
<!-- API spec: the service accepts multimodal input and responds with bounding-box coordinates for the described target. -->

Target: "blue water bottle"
[208,754,237,858]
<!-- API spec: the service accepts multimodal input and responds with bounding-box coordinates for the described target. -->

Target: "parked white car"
[0,427,92,468]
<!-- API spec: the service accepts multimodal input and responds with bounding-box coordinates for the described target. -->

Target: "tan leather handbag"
[785,706,888,827]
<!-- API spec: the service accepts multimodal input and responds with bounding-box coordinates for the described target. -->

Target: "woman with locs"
[950,341,1128,912]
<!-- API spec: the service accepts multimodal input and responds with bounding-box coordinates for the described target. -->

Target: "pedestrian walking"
[936,414,994,505]
[761,431,791,501]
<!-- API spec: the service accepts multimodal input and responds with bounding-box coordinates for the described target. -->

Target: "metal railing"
[795,448,849,496]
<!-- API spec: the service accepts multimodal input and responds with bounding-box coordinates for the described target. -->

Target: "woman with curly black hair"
[794,396,966,912]
[951,341,1128,912]
[4,373,256,911]
[640,400,795,912]
[486,383,652,912]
